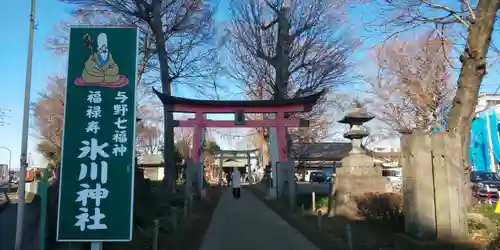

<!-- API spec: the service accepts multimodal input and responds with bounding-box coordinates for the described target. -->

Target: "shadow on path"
[199,188,319,250]
[0,198,40,250]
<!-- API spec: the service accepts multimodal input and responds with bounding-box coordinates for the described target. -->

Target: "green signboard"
[57,26,138,242]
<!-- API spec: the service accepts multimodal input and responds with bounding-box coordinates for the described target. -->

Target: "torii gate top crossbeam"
[152,88,325,113]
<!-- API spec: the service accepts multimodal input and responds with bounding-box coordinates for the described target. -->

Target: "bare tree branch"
[364,32,455,133]
[58,0,221,192]
[226,0,354,149]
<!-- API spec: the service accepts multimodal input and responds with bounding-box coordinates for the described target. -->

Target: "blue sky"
[0,0,237,169]
[0,0,73,170]
[1,0,500,169]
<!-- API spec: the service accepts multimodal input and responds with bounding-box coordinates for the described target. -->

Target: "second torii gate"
[214,149,260,184]
[153,88,324,199]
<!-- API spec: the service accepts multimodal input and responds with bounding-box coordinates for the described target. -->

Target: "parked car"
[304,170,322,182]
[322,168,335,183]
[309,171,327,183]
[471,171,500,203]
[325,173,335,183]
[9,175,19,185]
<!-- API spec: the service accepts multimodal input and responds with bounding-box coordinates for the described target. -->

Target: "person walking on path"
[231,167,241,199]
[225,172,231,187]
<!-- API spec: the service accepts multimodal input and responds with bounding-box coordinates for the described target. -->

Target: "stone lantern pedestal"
[333,103,386,218]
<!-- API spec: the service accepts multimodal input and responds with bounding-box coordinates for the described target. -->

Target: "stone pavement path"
[199,188,320,250]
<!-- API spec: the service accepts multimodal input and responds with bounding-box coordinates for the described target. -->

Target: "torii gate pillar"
[218,152,224,186]
[266,116,295,203]
[268,122,280,199]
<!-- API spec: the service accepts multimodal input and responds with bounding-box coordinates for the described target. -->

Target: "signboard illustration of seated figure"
[74,32,129,88]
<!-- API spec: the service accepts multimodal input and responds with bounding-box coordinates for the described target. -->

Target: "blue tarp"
[487,109,500,171]
[428,104,500,172]
[469,112,490,171]
[468,109,500,172]
[432,105,451,133]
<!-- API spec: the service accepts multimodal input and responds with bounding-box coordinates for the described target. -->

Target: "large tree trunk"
[150,9,176,193]
[445,1,499,209]
[274,7,291,101]
[447,0,499,154]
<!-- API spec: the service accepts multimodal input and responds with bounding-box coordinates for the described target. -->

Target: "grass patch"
[474,204,500,224]
[469,204,500,250]
[252,187,403,249]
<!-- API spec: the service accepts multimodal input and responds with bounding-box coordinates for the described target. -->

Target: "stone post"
[400,132,468,242]
[401,133,436,239]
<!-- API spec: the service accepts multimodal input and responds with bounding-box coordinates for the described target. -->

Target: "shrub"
[487,235,500,250]
[295,193,328,210]
[316,196,329,209]
[149,180,185,214]
[355,192,404,230]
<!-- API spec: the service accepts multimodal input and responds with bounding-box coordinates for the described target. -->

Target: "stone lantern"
[338,101,374,155]
[333,102,386,217]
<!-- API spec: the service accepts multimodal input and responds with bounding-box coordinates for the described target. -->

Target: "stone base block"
[335,175,387,196]
[335,167,386,196]
[341,153,374,169]
[335,154,387,217]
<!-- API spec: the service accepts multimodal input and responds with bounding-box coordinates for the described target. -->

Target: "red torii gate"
[153,89,324,165]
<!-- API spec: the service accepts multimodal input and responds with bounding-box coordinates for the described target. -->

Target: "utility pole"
[15,0,36,249]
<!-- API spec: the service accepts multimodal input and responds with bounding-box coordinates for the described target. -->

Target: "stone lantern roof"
[338,102,374,154]
[338,101,374,125]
